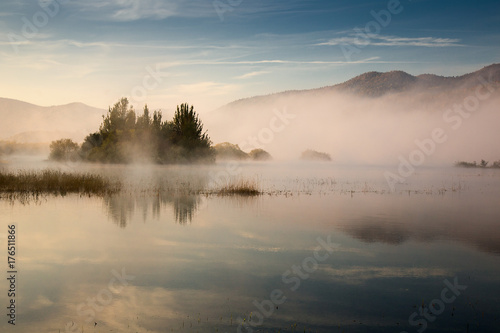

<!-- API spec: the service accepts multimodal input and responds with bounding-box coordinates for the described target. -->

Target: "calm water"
[1,161,499,332]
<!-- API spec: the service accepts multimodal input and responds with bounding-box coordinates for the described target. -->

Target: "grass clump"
[0,169,121,200]
[214,179,261,196]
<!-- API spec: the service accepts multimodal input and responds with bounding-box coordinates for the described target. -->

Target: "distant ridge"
[333,63,500,96]
[220,63,500,109]
[332,70,417,96]
[0,98,106,142]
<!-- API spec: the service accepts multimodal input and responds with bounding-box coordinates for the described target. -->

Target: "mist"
[204,83,500,166]
[2,68,499,169]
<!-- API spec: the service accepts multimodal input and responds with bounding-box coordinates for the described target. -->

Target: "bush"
[214,142,249,160]
[49,139,80,161]
[249,148,272,161]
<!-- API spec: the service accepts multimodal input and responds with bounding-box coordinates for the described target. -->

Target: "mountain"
[331,64,500,96]
[220,64,500,109]
[332,70,418,96]
[0,98,106,143]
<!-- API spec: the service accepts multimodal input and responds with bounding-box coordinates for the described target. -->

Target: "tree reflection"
[103,192,205,227]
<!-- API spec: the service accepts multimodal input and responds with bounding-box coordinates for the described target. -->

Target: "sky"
[1,0,500,113]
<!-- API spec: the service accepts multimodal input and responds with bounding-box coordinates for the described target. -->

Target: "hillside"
[0,98,105,143]
[219,64,500,109]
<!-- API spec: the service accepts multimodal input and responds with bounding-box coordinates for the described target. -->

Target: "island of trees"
[50,98,214,164]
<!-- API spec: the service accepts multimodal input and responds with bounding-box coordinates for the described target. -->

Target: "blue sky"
[1,0,499,112]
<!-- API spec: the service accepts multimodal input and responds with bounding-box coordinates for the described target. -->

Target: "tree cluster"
[51,98,214,164]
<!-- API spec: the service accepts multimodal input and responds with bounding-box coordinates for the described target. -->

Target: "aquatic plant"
[213,179,261,196]
[0,169,121,200]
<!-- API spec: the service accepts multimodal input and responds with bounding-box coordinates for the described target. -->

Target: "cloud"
[110,0,177,21]
[29,295,55,310]
[317,35,463,47]
[70,0,215,21]
[235,71,270,79]
[158,57,391,68]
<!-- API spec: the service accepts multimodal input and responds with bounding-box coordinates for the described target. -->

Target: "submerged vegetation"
[455,159,500,168]
[0,169,120,201]
[50,98,214,164]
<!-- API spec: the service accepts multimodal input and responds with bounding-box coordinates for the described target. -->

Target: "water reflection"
[2,165,499,332]
[103,192,205,226]
[103,187,500,256]
[1,190,500,332]
[343,219,500,255]
[337,195,500,255]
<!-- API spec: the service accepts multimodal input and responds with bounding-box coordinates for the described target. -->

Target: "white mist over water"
[205,87,500,166]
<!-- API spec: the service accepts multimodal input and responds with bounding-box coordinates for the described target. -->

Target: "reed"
[0,169,121,198]
[214,179,261,196]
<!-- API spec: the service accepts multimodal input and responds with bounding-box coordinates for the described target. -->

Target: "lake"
[1,160,499,332]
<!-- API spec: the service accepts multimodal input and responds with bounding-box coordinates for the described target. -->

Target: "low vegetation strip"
[0,169,262,202]
[211,180,261,196]
[455,159,500,168]
[0,169,121,196]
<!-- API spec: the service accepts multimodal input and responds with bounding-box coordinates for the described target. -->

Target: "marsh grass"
[0,169,121,201]
[212,179,261,196]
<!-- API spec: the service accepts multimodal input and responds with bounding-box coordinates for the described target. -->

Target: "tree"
[170,103,213,161]
[76,98,215,164]
[80,132,104,161]
[49,139,80,161]
[100,98,135,135]
[249,148,272,161]
[136,105,151,132]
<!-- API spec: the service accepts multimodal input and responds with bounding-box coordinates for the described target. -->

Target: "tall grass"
[0,169,121,200]
[213,179,261,196]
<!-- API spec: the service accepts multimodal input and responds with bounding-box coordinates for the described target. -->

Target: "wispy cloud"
[159,57,391,68]
[317,35,463,47]
[235,71,270,79]
[110,0,177,21]
[70,0,214,21]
